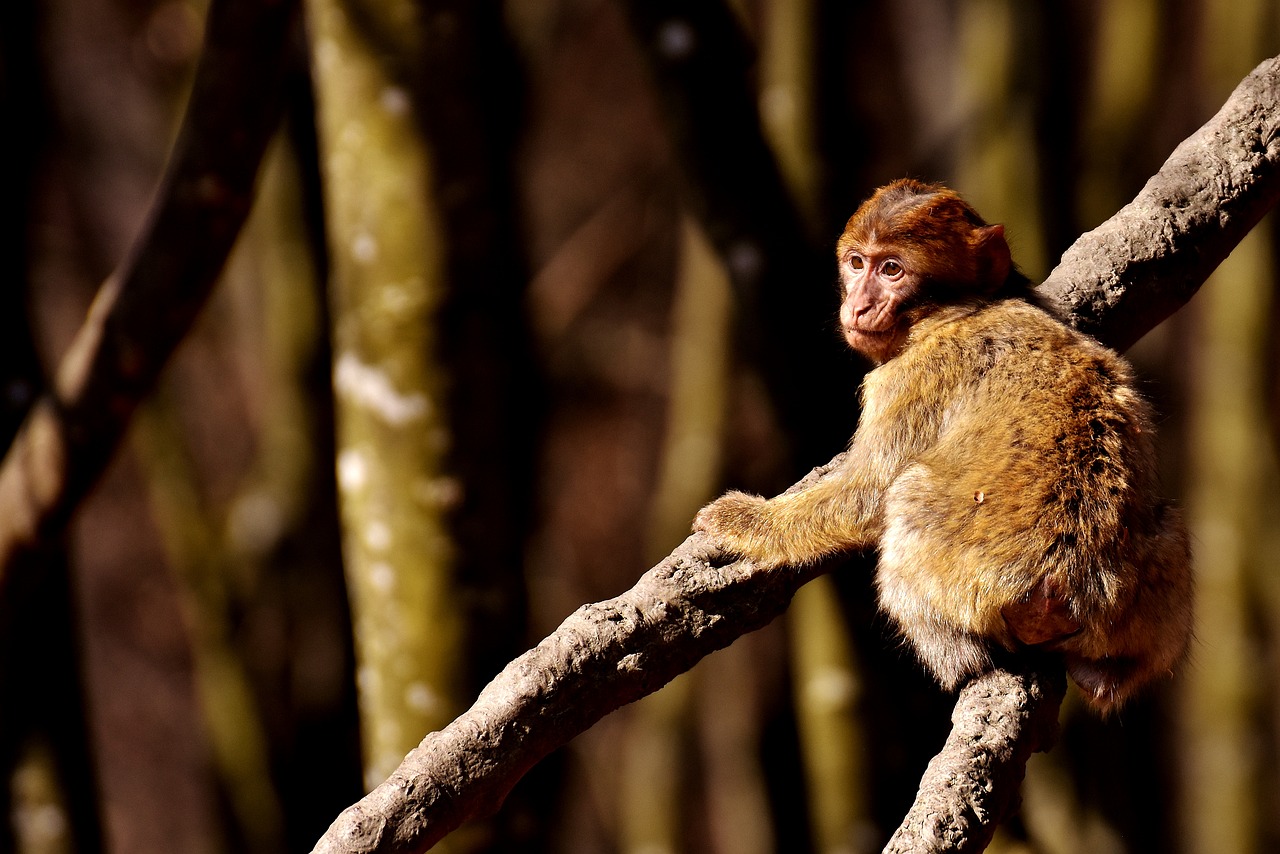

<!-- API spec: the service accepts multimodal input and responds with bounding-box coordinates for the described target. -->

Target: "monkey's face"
[835,179,1016,364]
[838,245,916,363]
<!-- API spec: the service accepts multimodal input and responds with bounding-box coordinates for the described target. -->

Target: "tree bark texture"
[312,54,1280,854]
[1035,55,1280,349]
[881,665,1066,854]
[311,532,827,854]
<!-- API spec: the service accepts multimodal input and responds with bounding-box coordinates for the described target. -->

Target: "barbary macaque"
[695,179,1193,711]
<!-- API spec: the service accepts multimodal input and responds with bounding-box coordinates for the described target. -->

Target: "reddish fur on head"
[837,179,1016,363]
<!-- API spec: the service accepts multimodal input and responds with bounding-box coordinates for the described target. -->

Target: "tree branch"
[883,663,1066,854]
[0,0,300,594]
[1035,55,1280,349]
[312,531,829,853]
[312,53,1280,854]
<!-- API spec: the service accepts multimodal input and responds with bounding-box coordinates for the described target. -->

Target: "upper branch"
[1036,55,1280,351]
[0,0,301,592]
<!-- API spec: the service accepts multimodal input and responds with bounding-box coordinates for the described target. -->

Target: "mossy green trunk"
[307,0,463,791]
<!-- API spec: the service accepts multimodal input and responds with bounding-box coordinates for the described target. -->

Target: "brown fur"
[695,179,1193,712]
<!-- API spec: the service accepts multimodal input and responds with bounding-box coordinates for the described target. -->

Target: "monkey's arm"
[694,341,961,568]
[693,469,878,568]
[693,428,904,568]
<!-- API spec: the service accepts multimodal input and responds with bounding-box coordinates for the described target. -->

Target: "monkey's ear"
[974,224,1012,291]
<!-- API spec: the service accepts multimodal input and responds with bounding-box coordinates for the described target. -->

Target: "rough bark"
[312,532,827,854]
[0,0,300,594]
[882,664,1066,854]
[312,54,1280,854]
[1035,55,1280,349]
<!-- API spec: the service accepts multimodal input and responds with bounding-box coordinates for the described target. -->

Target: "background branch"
[0,0,300,593]
[312,54,1280,854]
[620,0,856,468]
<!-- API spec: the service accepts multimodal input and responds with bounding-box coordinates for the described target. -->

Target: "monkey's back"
[870,298,1192,706]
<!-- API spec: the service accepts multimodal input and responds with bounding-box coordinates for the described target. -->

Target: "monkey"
[694,179,1193,712]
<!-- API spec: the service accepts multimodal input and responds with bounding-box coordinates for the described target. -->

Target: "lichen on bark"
[307,0,464,792]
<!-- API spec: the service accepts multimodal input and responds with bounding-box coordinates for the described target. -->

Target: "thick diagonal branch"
[312,533,827,854]
[0,0,300,592]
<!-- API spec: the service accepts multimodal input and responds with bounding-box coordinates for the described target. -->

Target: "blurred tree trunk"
[406,1,535,717]
[238,109,366,852]
[307,2,535,849]
[952,0,1047,279]
[623,0,854,474]
[126,131,346,853]
[813,0,914,228]
[1073,0,1161,231]
[0,1,103,851]
[19,0,295,847]
[131,396,283,854]
[757,0,819,230]
[307,0,466,807]
[1176,5,1278,854]
[1178,218,1272,854]
[788,575,869,854]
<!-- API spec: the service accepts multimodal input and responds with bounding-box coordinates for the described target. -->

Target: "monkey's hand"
[693,491,778,566]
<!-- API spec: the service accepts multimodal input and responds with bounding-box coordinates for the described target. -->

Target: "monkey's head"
[836,179,1017,363]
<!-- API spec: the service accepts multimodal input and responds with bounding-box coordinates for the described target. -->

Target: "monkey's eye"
[880,259,904,279]
[848,255,866,271]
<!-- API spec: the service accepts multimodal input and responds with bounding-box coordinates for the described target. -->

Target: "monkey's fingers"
[692,491,765,534]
